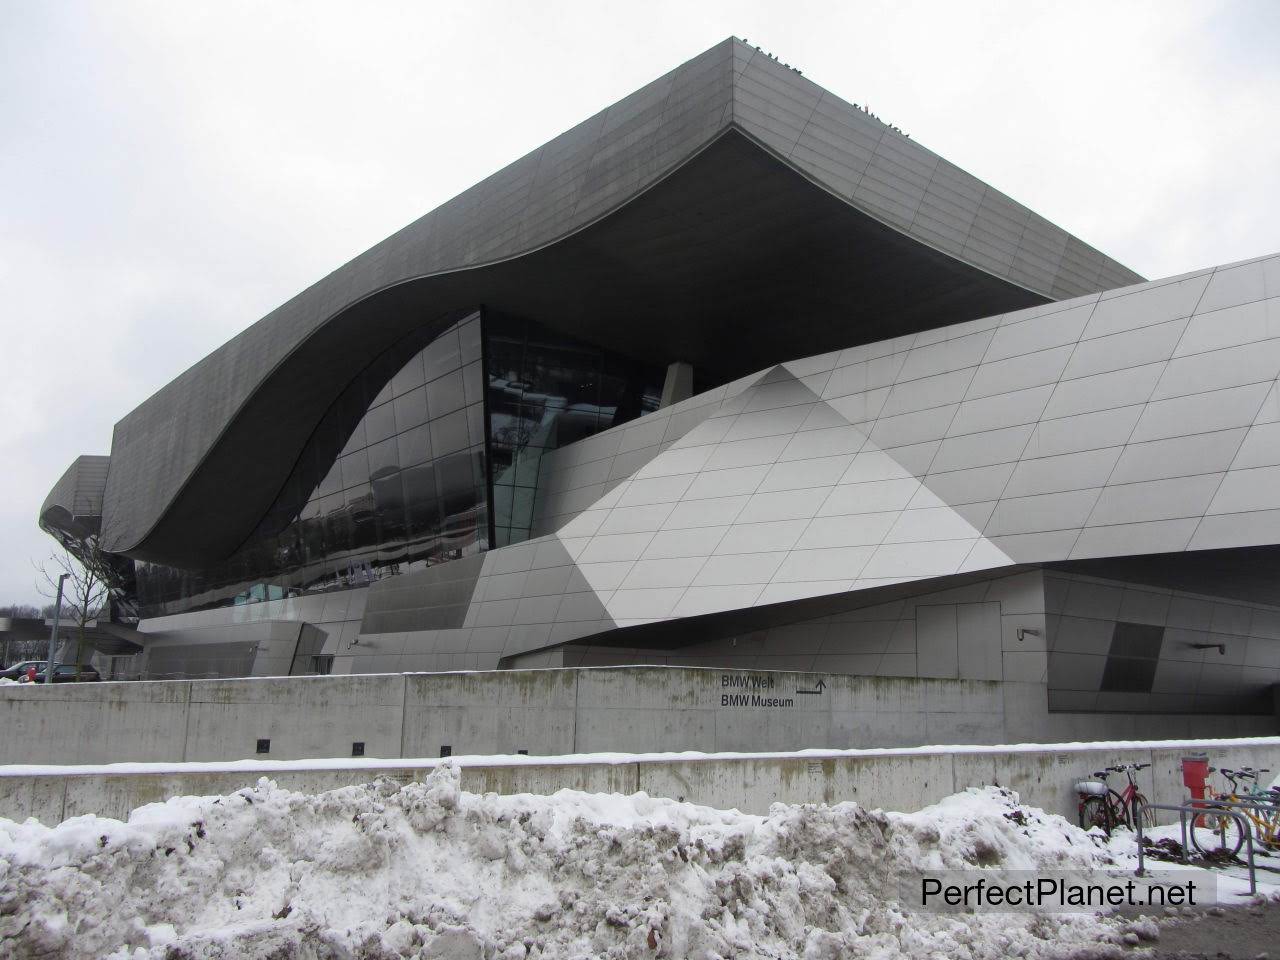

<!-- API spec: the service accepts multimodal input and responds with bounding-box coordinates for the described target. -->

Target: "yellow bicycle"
[1190,766,1280,857]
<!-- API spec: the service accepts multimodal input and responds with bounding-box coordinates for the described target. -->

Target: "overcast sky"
[2,1,1277,607]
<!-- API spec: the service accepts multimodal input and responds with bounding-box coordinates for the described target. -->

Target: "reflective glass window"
[392,386,429,431]
[462,361,484,407]
[466,403,486,450]
[366,437,399,478]
[339,450,370,491]
[484,312,662,547]
[397,422,432,468]
[364,402,397,445]
[430,409,470,458]
[459,319,482,364]
[131,307,660,618]
[369,380,393,409]
[427,368,466,419]
[424,329,462,382]
[134,309,488,618]
[339,420,367,458]
[390,352,425,397]
[316,463,342,499]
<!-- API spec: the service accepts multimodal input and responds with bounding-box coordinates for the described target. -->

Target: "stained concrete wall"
[0,679,191,763]
[0,666,1271,768]
[636,742,1280,820]
[4,739,1277,829]
[183,674,407,762]
[400,670,578,758]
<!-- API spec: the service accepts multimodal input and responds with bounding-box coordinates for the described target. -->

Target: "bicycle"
[1076,762,1155,834]
[1190,766,1279,858]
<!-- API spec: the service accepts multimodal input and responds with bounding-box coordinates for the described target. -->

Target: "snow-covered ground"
[0,766,1192,960]
[1102,817,1280,902]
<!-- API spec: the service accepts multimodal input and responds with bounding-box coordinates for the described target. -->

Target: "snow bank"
[0,767,1127,959]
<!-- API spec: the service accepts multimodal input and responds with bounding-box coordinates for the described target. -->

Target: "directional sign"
[795,679,826,696]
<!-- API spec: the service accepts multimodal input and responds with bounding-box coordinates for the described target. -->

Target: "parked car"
[0,661,48,681]
[17,664,101,683]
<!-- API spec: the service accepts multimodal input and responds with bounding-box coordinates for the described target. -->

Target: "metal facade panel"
[39,454,112,540]
[410,253,1280,666]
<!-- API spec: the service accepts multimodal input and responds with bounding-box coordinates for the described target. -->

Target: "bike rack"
[1190,795,1278,818]
[1190,795,1276,859]
[1135,801,1257,896]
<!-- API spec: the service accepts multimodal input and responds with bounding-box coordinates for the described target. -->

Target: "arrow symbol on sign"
[796,679,826,695]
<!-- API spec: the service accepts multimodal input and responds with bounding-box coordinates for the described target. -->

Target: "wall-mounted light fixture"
[1016,628,1041,642]
[1190,642,1227,656]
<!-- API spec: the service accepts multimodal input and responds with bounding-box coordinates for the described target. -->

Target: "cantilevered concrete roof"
[78,38,1141,567]
[39,455,109,543]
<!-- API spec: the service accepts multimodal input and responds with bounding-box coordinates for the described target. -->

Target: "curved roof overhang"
[39,455,109,545]
[87,38,1142,569]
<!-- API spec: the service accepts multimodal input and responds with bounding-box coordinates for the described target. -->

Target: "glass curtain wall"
[132,309,664,616]
[486,313,663,546]
[134,311,488,615]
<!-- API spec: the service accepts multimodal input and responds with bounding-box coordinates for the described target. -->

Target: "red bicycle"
[1076,762,1155,834]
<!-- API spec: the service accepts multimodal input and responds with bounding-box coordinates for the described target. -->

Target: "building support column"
[659,361,693,409]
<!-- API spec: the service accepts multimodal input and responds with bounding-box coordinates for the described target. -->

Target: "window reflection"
[133,308,663,617]
[135,310,490,616]
[485,312,662,547]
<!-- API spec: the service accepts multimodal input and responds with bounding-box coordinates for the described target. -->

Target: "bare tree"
[36,545,109,669]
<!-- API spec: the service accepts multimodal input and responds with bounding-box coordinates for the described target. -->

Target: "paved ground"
[1139,901,1279,959]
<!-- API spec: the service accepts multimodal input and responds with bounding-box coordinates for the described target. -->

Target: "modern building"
[40,39,1280,734]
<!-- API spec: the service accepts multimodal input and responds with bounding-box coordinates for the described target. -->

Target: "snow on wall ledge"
[5,736,1279,829]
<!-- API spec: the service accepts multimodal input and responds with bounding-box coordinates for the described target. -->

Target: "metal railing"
[1135,800,1257,896]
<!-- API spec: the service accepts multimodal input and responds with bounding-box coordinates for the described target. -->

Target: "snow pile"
[0,766,1127,959]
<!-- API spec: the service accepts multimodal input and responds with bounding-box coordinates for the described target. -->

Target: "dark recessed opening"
[1100,622,1165,693]
[256,738,270,754]
[517,749,528,756]
[352,741,365,757]
[440,745,452,757]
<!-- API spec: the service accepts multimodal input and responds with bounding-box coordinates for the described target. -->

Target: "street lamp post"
[45,573,68,685]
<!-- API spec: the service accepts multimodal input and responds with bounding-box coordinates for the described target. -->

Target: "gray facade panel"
[406,253,1280,668]
[40,454,111,541]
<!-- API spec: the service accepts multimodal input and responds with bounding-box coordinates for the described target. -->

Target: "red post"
[1182,755,1211,801]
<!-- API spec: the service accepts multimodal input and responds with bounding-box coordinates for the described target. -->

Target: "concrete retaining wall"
[638,741,1280,820]
[4,739,1277,828]
[0,666,1270,767]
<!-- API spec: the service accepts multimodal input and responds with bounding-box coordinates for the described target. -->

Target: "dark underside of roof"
[130,129,1049,567]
